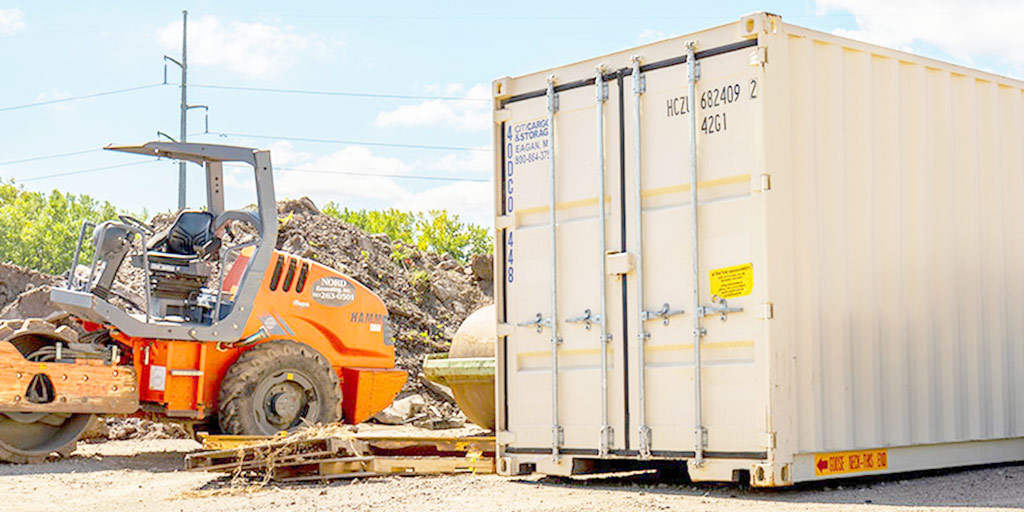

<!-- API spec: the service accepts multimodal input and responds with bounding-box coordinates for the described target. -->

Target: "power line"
[0,83,165,113]
[280,166,488,183]
[192,84,488,102]
[249,13,857,20]
[7,158,487,184]
[14,160,154,183]
[211,132,488,152]
[0,149,102,166]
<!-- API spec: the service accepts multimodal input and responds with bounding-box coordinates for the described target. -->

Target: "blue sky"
[1,1,1021,226]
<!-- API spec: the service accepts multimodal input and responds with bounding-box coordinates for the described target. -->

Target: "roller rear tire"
[217,340,342,435]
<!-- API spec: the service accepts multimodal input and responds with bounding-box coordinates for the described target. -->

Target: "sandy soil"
[0,439,1022,512]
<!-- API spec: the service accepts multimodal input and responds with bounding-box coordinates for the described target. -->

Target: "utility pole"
[163,10,208,210]
[178,10,187,210]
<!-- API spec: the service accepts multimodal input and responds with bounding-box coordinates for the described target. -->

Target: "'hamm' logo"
[310,277,356,307]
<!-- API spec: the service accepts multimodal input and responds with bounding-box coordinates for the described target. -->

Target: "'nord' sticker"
[310,277,356,307]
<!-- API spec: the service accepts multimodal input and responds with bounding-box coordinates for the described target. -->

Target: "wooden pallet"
[186,432,495,480]
[274,455,494,482]
[184,436,364,472]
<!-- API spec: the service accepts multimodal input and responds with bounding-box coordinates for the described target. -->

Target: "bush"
[322,204,491,263]
[0,181,130,275]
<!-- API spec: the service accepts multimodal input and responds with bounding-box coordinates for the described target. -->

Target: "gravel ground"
[0,439,1022,512]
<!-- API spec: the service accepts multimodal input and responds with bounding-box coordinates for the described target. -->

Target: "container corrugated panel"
[491,12,1024,486]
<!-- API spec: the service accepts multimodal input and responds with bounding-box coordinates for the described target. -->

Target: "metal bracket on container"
[697,295,743,322]
[551,424,564,460]
[638,425,653,458]
[566,309,603,331]
[547,76,560,113]
[631,55,646,94]
[599,424,614,457]
[641,303,685,326]
[518,313,553,334]
[496,323,515,337]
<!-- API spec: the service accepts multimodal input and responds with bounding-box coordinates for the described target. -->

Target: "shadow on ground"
[0,447,197,476]
[517,461,1024,509]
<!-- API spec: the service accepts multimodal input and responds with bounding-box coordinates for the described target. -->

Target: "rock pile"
[0,197,494,428]
[273,199,493,422]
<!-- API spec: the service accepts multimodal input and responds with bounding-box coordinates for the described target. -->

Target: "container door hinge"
[606,251,635,275]
[749,47,767,66]
[494,109,512,123]
[552,425,564,451]
[599,425,614,456]
[696,425,708,448]
[763,432,776,449]
[496,323,515,337]
[638,425,653,458]
[755,173,771,192]
[496,430,516,445]
[495,214,515,230]
[761,302,774,320]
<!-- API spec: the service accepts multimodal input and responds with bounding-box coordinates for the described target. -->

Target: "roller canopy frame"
[51,141,278,342]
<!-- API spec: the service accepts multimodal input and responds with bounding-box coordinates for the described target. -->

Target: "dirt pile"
[81,416,192,442]
[274,198,492,421]
[0,262,60,319]
[0,198,494,428]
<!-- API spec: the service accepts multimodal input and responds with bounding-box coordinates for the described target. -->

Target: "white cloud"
[221,141,493,225]
[0,8,25,36]
[636,29,669,45]
[266,140,312,167]
[403,180,493,227]
[375,83,491,132]
[156,15,339,79]
[34,90,73,111]
[274,145,410,203]
[815,0,1024,73]
[425,147,491,174]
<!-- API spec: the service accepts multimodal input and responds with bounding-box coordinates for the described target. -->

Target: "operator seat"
[134,211,220,316]
[164,211,216,255]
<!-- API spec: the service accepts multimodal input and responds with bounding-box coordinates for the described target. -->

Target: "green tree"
[322,205,417,246]
[322,203,491,263]
[0,181,125,274]
[414,210,490,262]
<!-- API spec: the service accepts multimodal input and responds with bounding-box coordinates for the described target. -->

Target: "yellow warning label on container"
[709,263,753,299]
[814,449,888,477]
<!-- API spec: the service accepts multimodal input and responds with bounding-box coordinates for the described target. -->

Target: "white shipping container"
[490,12,1024,486]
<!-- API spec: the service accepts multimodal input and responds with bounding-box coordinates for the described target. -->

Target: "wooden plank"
[276,471,378,483]
[358,436,495,456]
[199,434,285,450]
[369,456,494,475]
[0,341,138,414]
[186,447,344,472]
[274,457,494,481]
[273,457,372,481]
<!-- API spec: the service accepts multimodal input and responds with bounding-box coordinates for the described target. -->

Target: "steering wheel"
[118,214,154,235]
[215,210,262,235]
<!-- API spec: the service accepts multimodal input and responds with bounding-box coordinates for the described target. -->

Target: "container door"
[500,75,628,455]
[624,46,768,458]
